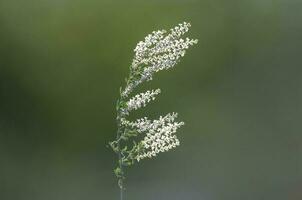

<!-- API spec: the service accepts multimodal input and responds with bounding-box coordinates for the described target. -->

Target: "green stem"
[118,152,124,200]
[115,75,134,200]
[116,98,125,200]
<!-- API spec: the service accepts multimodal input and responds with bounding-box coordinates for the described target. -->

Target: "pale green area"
[0,0,302,200]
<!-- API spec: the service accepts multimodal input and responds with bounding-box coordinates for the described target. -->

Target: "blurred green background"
[0,0,301,199]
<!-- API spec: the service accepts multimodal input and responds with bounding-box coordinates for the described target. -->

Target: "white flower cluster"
[126,89,161,113]
[123,113,184,161]
[132,29,167,67]
[122,22,198,97]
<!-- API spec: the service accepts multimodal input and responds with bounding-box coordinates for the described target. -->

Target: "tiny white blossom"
[122,22,198,98]
[126,89,161,113]
[122,113,184,161]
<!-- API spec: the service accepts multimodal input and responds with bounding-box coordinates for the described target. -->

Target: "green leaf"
[122,146,128,152]
[122,161,132,166]
[109,141,119,153]
[116,99,120,111]
[120,135,128,141]
[119,101,126,109]
[114,167,123,178]
[124,130,138,137]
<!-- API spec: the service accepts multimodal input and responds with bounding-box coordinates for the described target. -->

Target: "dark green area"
[1,0,301,199]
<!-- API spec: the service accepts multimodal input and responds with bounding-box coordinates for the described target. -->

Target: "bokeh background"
[1,0,302,199]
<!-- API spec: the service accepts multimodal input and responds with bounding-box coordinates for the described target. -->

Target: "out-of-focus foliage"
[0,0,301,200]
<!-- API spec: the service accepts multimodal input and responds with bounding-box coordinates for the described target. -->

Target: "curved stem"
[116,98,125,200]
[118,136,124,200]
[120,178,123,200]
[118,152,124,200]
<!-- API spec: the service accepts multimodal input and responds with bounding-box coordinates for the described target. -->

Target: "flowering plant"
[109,22,197,199]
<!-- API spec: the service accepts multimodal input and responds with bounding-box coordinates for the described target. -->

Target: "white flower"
[122,22,198,97]
[126,89,161,113]
[122,113,184,161]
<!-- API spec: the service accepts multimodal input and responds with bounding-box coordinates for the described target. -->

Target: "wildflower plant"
[109,22,197,199]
